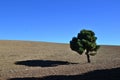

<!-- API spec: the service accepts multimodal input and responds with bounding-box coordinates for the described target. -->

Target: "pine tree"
[70,29,100,63]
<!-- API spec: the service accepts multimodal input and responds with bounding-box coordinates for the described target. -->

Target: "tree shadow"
[15,60,77,67]
[8,67,120,80]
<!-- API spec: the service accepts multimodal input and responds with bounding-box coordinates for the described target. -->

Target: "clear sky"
[0,0,120,45]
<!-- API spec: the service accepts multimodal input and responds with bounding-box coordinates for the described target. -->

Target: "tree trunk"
[86,50,91,63]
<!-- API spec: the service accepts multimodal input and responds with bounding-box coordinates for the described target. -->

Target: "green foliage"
[70,29,100,55]
[70,37,84,54]
[89,51,97,56]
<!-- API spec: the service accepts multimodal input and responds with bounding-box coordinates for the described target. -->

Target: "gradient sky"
[0,0,120,45]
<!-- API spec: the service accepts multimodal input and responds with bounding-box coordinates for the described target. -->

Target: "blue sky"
[0,0,120,45]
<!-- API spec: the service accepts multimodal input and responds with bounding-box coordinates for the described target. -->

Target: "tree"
[70,29,100,63]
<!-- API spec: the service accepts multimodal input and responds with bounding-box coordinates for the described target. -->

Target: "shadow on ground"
[15,60,77,67]
[8,67,120,80]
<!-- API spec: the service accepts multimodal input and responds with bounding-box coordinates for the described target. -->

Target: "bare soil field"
[0,40,120,80]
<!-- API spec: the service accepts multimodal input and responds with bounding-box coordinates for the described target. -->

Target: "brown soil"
[0,40,120,80]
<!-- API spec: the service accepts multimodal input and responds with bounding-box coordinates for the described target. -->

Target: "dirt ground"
[0,40,120,80]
